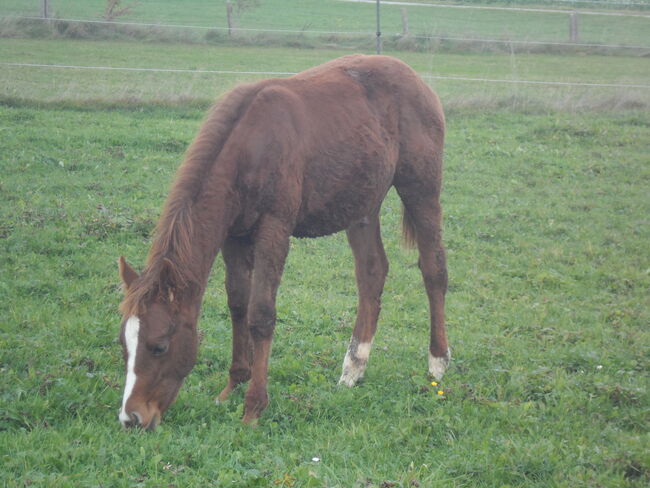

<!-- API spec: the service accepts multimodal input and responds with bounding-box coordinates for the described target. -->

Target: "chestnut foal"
[117,54,449,430]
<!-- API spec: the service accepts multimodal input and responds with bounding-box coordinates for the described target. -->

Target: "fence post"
[226,1,234,37]
[376,0,382,54]
[42,0,50,19]
[569,12,579,42]
[401,8,409,37]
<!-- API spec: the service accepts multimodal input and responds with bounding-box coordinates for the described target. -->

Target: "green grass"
[2,0,649,48]
[2,38,649,110]
[1,97,648,486]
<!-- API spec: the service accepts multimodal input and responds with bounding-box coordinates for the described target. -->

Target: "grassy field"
[2,0,650,47]
[2,38,649,111]
[1,1,649,486]
[1,95,649,486]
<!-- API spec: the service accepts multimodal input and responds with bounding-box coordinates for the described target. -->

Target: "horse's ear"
[159,257,181,302]
[118,256,139,290]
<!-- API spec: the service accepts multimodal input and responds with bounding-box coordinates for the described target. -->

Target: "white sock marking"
[119,315,140,425]
[356,342,372,361]
[428,348,451,380]
[339,340,373,387]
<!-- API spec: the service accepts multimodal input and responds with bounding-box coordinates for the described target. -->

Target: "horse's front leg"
[242,216,291,424]
[217,237,254,403]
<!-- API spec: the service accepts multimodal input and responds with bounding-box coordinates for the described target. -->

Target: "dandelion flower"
[431,381,438,386]
[437,390,444,396]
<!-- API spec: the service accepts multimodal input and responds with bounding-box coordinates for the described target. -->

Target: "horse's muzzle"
[120,409,160,431]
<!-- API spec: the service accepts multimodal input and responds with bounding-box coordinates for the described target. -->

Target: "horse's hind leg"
[339,213,389,387]
[217,237,254,403]
[396,185,450,380]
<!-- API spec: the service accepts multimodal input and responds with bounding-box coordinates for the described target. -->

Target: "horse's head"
[117,257,198,431]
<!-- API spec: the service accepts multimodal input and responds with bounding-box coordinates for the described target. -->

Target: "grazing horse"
[117,54,449,430]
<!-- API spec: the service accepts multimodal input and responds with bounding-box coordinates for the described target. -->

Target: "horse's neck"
[152,177,236,298]
[183,188,234,289]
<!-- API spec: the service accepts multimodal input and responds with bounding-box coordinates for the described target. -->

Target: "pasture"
[3,0,650,47]
[2,38,650,111]
[1,93,648,487]
[1,1,649,486]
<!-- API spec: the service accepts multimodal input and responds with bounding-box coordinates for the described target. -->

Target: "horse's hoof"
[216,386,233,404]
[428,348,451,380]
[338,370,364,387]
[338,340,371,387]
[241,412,260,426]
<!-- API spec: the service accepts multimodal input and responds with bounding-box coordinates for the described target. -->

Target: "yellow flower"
[431,381,438,386]
[437,390,444,395]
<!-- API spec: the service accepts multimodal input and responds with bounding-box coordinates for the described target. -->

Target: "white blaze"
[119,316,140,424]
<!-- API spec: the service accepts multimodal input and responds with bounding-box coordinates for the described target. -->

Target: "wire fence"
[10,16,369,37]
[550,0,649,5]
[6,14,650,51]
[2,1,648,106]
[4,62,649,89]
[342,0,650,17]
[2,0,649,50]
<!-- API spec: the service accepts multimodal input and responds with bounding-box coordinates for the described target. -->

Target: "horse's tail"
[401,204,417,249]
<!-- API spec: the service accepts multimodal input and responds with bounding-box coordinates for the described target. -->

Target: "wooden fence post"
[569,12,579,42]
[42,0,50,19]
[401,8,409,37]
[226,1,234,37]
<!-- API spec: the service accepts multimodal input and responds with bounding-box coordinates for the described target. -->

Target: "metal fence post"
[401,8,409,37]
[570,12,579,42]
[376,0,382,54]
[227,2,234,37]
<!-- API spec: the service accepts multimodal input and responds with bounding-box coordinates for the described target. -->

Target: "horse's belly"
[293,205,366,238]
[292,158,395,238]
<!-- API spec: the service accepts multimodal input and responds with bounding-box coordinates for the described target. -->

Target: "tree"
[235,0,261,17]
[103,0,138,22]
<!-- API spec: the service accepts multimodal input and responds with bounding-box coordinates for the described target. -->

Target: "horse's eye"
[151,343,169,356]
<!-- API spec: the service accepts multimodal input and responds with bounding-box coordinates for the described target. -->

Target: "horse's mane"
[120,82,266,316]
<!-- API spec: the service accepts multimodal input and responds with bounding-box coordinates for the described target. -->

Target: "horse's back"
[222,55,444,238]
